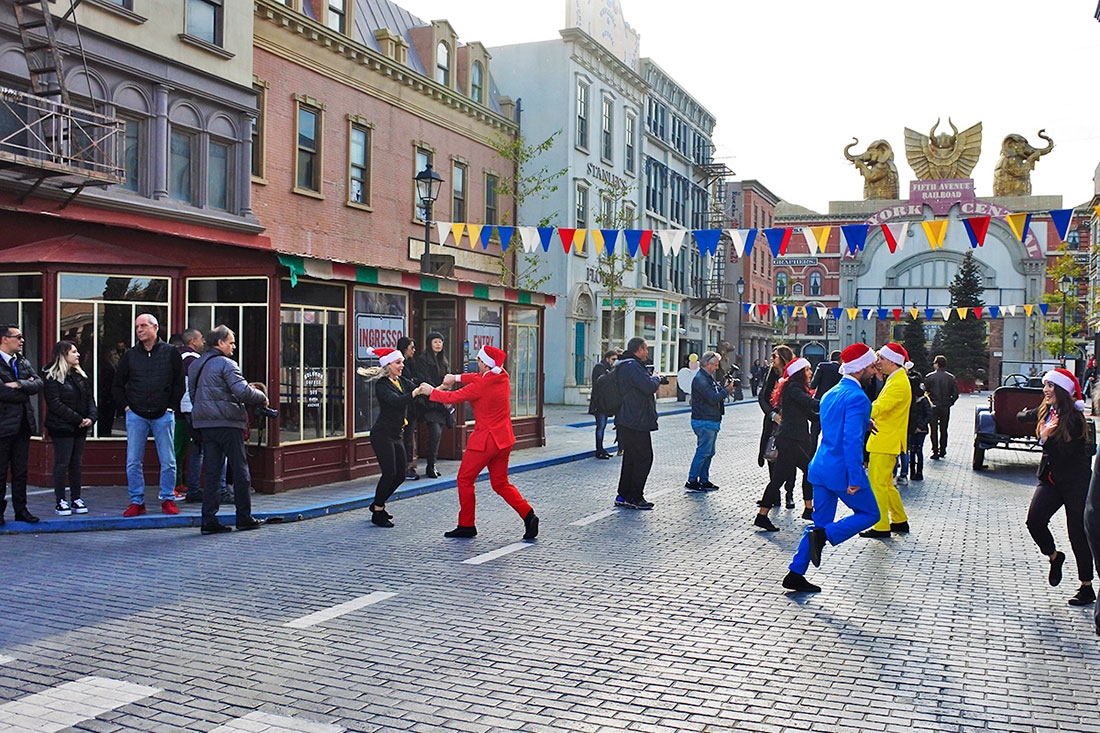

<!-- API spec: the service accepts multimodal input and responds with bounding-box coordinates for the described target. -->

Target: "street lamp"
[1058,275,1074,366]
[414,164,445,274]
[736,276,745,371]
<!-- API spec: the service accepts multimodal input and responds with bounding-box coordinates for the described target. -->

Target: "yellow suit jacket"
[867,366,912,455]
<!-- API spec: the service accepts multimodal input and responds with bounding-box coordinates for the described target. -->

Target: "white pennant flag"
[728,229,746,257]
[658,229,686,256]
[435,221,452,245]
[941,307,952,321]
[816,307,828,319]
[518,226,540,253]
[884,221,909,253]
[1006,304,1017,317]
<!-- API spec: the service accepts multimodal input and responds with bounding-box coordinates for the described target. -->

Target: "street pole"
[1062,291,1068,367]
[423,199,433,275]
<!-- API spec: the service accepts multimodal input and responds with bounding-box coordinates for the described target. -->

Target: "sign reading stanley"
[356,314,404,361]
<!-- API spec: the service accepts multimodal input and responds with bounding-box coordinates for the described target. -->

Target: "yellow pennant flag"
[1004,213,1030,243]
[1095,205,1100,220]
[590,230,604,255]
[465,224,482,249]
[794,306,807,318]
[846,308,858,320]
[956,307,968,320]
[1023,304,1034,316]
[573,229,587,254]
[450,223,465,246]
[921,220,949,249]
[808,226,831,254]
[909,308,920,320]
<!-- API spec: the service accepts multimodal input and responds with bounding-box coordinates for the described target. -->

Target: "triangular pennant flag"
[1004,213,1032,243]
[963,216,991,248]
[693,229,722,257]
[590,229,605,256]
[816,307,828,319]
[845,308,857,320]
[741,228,757,257]
[1023,304,1034,316]
[557,228,576,253]
[496,226,514,252]
[989,306,1000,319]
[466,224,483,250]
[436,221,452,245]
[909,308,920,320]
[1006,304,1017,317]
[727,229,746,257]
[1039,303,1049,316]
[572,229,587,254]
[921,220,949,250]
[956,307,968,320]
[623,229,643,257]
[1095,205,1100,221]
[777,305,786,318]
[518,227,539,253]
[972,307,984,319]
[599,229,619,256]
[878,308,888,320]
[537,227,555,252]
[757,304,770,318]
[861,309,872,320]
[639,230,653,257]
[831,308,843,320]
[796,306,808,318]
[804,226,831,254]
[1049,209,1074,242]
[841,224,869,254]
[892,308,902,320]
[763,228,789,257]
[478,225,494,249]
[450,223,466,246]
[941,308,953,321]
[881,222,909,253]
[924,308,935,321]
[743,303,753,315]
[660,229,687,256]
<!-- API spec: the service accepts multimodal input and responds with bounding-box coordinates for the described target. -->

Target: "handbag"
[764,434,779,462]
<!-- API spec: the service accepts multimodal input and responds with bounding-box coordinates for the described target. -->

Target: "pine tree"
[936,250,988,381]
[901,317,931,377]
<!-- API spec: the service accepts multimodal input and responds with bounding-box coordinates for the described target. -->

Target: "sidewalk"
[3,400,715,535]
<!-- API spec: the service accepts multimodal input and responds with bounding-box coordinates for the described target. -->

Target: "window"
[452,162,466,223]
[601,96,613,162]
[601,305,625,356]
[208,140,230,210]
[507,307,539,418]
[575,80,589,150]
[624,112,635,174]
[327,0,345,33]
[119,115,142,192]
[59,274,170,439]
[471,61,483,104]
[646,99,667,140]
[296,103,321,193]
[809,271,823,296]
[187,278,268,443]
[465,300,501,373]
[646,243,665,289]
[104,0,133,7]
[600,195,613,228]
[280,279,346,443]
[251,83,265,179]
[169,129,194,203]
[575,184,588,229]
[806,308,823,336]
[353,289,407,434]
[775,272,788,297]
[670,174,686,226]
[413,147,432,220]
[645,157,668,216]
[436,42,450,86]
[186,0,222,46]
[348,123,370,206]
[623,202,636,228]
[485,174,498,226]
[0,275,41,434]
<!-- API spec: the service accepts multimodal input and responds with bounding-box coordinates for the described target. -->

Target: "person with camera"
[686,351,735,492]
[614,338,664,510]
[588,349,619,459]
[189,325,269,535]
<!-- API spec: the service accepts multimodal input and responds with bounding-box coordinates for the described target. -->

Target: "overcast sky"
[405,0,1100,212]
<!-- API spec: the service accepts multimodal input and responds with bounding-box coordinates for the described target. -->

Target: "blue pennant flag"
[841,224,869,254]
[877,308,888,320]
[1049,209,1074,242]
[478,226,493,249]
[693,229,722,256]
[601,229,619,256]
[1039,303,1049,316]
[924,308,935,321]
[537,227,556,252]
[831,308,843,320]
[742,228,758,257]
[861,309,871,319]
[787,305,796,318]
[764,228,786,257]
[623,229,644,257]
[743,303,752,315]
[496,226,514,252]
[988,306,1000,319]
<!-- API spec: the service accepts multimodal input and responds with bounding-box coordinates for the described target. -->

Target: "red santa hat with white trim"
[785,357,811,377]
[477,345,506,374]
[366,347,403,367]
[1043,368,1086,410]
[840,343,876,375]
[877,342,908,366]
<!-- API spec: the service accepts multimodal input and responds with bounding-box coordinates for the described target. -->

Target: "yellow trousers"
[868,452,907,531]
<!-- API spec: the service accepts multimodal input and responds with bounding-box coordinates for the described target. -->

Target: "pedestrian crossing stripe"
[0,676,160,733]
[210,710,344,732]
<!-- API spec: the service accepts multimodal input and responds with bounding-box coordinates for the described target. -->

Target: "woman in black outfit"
[43,340,97,515]
[412,331,451,478]
[359,347,428,527]
[755,357,818,531]
[757,346,796,506]
[1018,369,1096,606]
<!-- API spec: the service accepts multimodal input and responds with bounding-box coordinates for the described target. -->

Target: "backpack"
[591,363,623,416]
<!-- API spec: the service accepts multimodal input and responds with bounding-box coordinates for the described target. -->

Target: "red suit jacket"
[429,370,515,452]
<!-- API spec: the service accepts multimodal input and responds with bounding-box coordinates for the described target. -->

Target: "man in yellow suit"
[861,343,912,538]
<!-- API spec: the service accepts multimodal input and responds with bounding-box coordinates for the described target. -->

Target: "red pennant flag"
[757,303,769,318]
[973,307,984,319]
[557,228,575,253]
[964,216,991,248]
[639,230,653,257]
[778,228,793,255]
[892,308,902,320]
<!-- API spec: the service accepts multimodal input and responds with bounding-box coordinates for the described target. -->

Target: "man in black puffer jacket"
[614,337,663,510]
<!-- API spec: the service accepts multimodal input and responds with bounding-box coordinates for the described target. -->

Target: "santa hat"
[878,342,908,366]
[786,357,811,377]
[366,347,403,367]
[1043,368,1086,410]
[840,343,876,375]
[477,345,506,374]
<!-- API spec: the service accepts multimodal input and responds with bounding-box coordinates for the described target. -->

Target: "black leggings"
[759,437,811,507]
[1027,477,1094,583]
[52,431,87,502]
[371,432,406,507]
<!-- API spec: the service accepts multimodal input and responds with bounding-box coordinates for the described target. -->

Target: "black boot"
[371,508,394,527]
[444,525,477,538]
[754,513,779,532]
[425,462,442,479]
[782,571,821,593]
[523,509,539,540]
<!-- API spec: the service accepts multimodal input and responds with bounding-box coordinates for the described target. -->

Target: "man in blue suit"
[784,343,882,593]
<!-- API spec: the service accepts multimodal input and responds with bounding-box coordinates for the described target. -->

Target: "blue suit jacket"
[807,375,872,491]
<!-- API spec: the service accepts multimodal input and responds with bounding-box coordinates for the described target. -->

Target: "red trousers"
[455,443,531,527]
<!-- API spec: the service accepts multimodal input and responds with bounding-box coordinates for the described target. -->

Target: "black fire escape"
[690,147,735,318]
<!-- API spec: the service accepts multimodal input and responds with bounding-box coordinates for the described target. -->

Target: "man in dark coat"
[925,354,959,459]
[809,350,842,444]
[0,324,42,524]
[588,349,619,459]
[614,338,663,510]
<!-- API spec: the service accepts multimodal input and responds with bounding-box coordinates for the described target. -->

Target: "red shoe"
[161,499,179,515]
[122,503,146,518]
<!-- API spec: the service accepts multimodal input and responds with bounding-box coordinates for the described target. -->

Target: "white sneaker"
[72,498,88,514]
[55,499,72,516]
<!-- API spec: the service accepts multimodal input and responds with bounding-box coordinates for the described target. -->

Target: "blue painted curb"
[563,398,756,428]
[1,446,598,535]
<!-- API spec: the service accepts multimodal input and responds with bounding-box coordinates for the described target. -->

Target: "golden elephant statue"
[993,130,1053,197]
[844,138,899,200]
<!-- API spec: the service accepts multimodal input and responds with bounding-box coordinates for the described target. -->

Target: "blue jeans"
[689,419,720,482]
[185,441,227,493]
[125,410,177,504]
[594,413,609,452]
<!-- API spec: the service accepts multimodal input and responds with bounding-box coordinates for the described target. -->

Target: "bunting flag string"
[496,226,514,252]
[659,229,687,257]
[600,229,619,256]
[737,300,1059,322]
[571,229,587,254]
[450,223,465,246]
[478,225,494,250]
[436,221,452,247]
[557,227,575,253]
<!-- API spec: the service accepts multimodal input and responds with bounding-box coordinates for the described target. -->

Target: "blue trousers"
[594,413,609,452]
[688,419,720,482]
[789,480,880,575]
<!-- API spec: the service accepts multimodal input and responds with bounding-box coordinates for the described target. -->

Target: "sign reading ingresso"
[356,314,404,361]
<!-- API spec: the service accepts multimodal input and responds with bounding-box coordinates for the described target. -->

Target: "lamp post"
[1059,275,1074,366]
[414,164,444,274]
[736,276,745,371]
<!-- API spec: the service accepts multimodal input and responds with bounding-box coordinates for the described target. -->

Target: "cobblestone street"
[2,395,1099,732]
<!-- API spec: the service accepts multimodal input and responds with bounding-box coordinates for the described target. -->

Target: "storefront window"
[58,273,170,438]
[507,307,539,418]
[422,299,457,366]
[600,302,626,356]
[0,274,42,434]
[464,300,501,373]
[662,310,679,372]
[279,280,345,443]
[353,288,407,435]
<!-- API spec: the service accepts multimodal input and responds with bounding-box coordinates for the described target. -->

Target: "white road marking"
[570,508,616,526]
[0,676,159,732]
[0,654,13,665]
[284,591,397,629]
[210,711,344,733]
[462,542,532,565]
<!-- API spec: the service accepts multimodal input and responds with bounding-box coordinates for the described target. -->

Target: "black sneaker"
[698,481,720,491]
[782,571,821,593]
[236,518,265,531]
[1050,551,1066,587]
[71,498,88,514]
[523,510,539,540]
[444,525,477,538]
[405,470,420,481]
[55,499,72,516]
[801,507,814,521]
[754,514,780,532]
[1068,585,1096,606]
[614,496,629,507]
[684,480,702,492]
[201,523,232,535]
[621,498,654,510]
[595,451,611,460]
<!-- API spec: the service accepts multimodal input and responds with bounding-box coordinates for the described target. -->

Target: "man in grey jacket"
[189,325,269,534]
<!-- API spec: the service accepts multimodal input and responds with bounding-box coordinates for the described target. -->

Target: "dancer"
[861,343,912,538]
[755,357,817,530]
[1018,369,1095,606]
[783,343,881,593]
[422,345,538,540]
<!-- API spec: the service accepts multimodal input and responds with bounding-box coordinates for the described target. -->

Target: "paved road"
[2,395,1098,732]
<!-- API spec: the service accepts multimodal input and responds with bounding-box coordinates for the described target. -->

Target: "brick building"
[723,180,781,371]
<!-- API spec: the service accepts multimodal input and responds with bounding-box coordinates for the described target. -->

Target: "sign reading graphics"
[355,314,404,361]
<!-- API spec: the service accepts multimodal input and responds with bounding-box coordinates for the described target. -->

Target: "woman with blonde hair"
[44,340,97,515]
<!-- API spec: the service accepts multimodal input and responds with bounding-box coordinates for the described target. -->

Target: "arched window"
[775,272,787,297]
[809,271,822,296]
[435,42,450,86]
[471,61,483,103]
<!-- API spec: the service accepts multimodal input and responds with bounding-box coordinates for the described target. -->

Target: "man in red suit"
[421,345,538,540]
